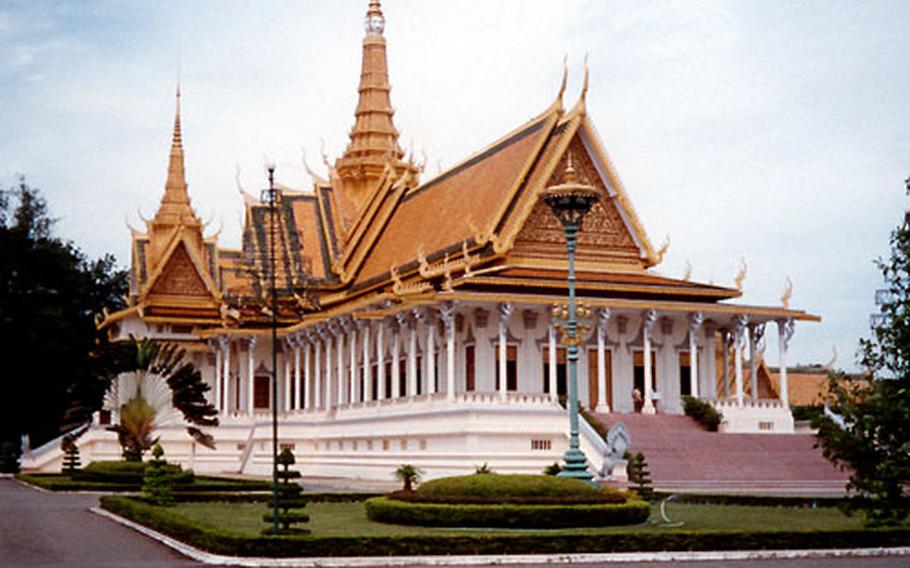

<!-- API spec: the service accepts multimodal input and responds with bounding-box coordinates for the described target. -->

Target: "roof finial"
[580,53,590,107]
[555,55,568,112]
[365,0,385,35]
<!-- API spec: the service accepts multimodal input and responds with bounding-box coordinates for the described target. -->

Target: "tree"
[142,444,174,505]
[0,177,128,450]
[105,338,219,461]
[262,448,310,535]
[626,452,654,501]
[395,464,421,492]
[815,178,910,526]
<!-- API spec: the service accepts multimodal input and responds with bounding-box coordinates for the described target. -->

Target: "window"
[495,345,518,391]
[465,344,475,391]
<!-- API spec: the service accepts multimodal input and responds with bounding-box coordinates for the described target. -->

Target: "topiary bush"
[142,444,175,505]
[365,496,650,528]
[262,448,310,535]
[626,452,654,502]
[412,473,620,503]
[682,396,721,431]
[61,440,81,475]
[75,460,194,485]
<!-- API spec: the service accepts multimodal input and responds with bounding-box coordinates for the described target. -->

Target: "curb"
[90,507,910,567]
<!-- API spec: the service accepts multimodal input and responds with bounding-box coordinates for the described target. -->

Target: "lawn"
[170,500,867,537]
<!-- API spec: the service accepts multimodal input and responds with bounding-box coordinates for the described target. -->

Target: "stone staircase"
[594,412,850,495]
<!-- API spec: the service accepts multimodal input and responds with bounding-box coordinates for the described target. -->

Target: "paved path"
[0,478,197,567]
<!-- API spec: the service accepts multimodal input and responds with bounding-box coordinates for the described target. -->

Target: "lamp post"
[260,165,280,534]
[542,154,599,483]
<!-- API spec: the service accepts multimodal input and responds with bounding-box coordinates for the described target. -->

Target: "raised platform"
[595,412,849,495]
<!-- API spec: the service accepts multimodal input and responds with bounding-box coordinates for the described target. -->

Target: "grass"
[16,472,270,492]
[169,500,868,537]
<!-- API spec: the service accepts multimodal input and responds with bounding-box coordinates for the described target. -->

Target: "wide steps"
[594,413,849,492]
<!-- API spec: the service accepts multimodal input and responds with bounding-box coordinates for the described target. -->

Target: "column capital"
[732,314,749,343]
[498,302,514,324]
[688,311,704,331]
[642,309,657,334]
[597,308,611,327]
[439,302,456,327]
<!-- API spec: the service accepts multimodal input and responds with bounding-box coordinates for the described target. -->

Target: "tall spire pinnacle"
[335,0,417,214]
[153,85,200,229]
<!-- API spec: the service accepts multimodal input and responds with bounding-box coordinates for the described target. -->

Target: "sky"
[1,1,908,372]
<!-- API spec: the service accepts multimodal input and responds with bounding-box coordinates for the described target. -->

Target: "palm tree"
[105,337,218,460]
[395,464,421,492]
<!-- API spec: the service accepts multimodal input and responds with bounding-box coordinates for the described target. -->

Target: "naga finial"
[781,276,793,308]
[734,258,748,291]
[683,259,692,281]
[655,235,670,264]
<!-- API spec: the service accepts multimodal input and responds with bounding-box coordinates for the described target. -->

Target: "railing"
[709,398,786,410]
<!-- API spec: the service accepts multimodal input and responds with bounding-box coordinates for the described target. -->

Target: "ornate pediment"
[148,243,212,298]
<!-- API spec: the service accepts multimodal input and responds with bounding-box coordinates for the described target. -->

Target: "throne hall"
[26,1,819,479]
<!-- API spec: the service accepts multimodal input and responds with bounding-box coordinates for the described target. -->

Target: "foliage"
[0,441,20,474]
[681,396,721,431]
[580,405,608,440]
[394,464,421,492]
[815,180,910,527]
[262,448,310,535]
[101,495,910,557]
[409,473,625,505]
[543,462,562,476]
[15,472,271,493]
[75,460,193,485]
[791,405,823,422]
[142,444,175,505]
[366,496,650,528]
[474,463,493,474]
[61,437,81,475]
[0,177,127,450]
[106,338,219,460]
[626,452,654,502]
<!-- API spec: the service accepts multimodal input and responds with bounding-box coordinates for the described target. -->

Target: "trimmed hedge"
[100,496,910,558]
[16,472,270,493]
[656,493,847,509]
[413,473,619,503]
[682,396,721,431]
[75,461,194,485]
[170,491,379,503]
[365,496,650,528]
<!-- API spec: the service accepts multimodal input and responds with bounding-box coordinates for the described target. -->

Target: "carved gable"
[149,243,211,298]
[512,138,642,263]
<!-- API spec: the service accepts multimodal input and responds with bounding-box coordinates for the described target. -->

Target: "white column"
[212,340,223,412]
[722,330,731,399]
[426,313,437,395]
[283,340,292,412]
[642,309,657,415]
[748,323,765,400]
[293,337,301,410]
[247,336,257,416]
[734,315,748,407]
[315,331,324,409]
[441,303,456,400]
[548,323,557,400]
[688,312,703,399]
[377,319,386,400]
[348,322,358,404]
[406,312,418,397]
[220,337,231,412]
[596,308,610,411]
[391,318,401,398]
[362,321,372,402]
[498,303,513,400]
[703,321,717,398]
[335,325,345,406]
[303,335,312,410]
[777,318,794,407]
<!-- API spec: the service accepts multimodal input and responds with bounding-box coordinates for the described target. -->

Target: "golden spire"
[153,85,200,228]
[335,0,416,213]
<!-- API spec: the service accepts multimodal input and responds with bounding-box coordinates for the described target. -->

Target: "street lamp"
[260,165,280,534]
[542,154,599,483]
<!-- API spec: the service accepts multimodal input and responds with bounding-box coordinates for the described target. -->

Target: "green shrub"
[100,495,910,558]
[791,405,823,422]
[626,452,654,502]
[579,405,609,441]
[61,441,81,475]
[75,460,193,485]
[474,463,493,474]
[365,496,650,528]
[142,444,174,505]
[394,464,421,492]
[414,473,614,503]
[543,462,562,476]
[682,396,721,431]
[262,448,310,535]
[0,441,20,474]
